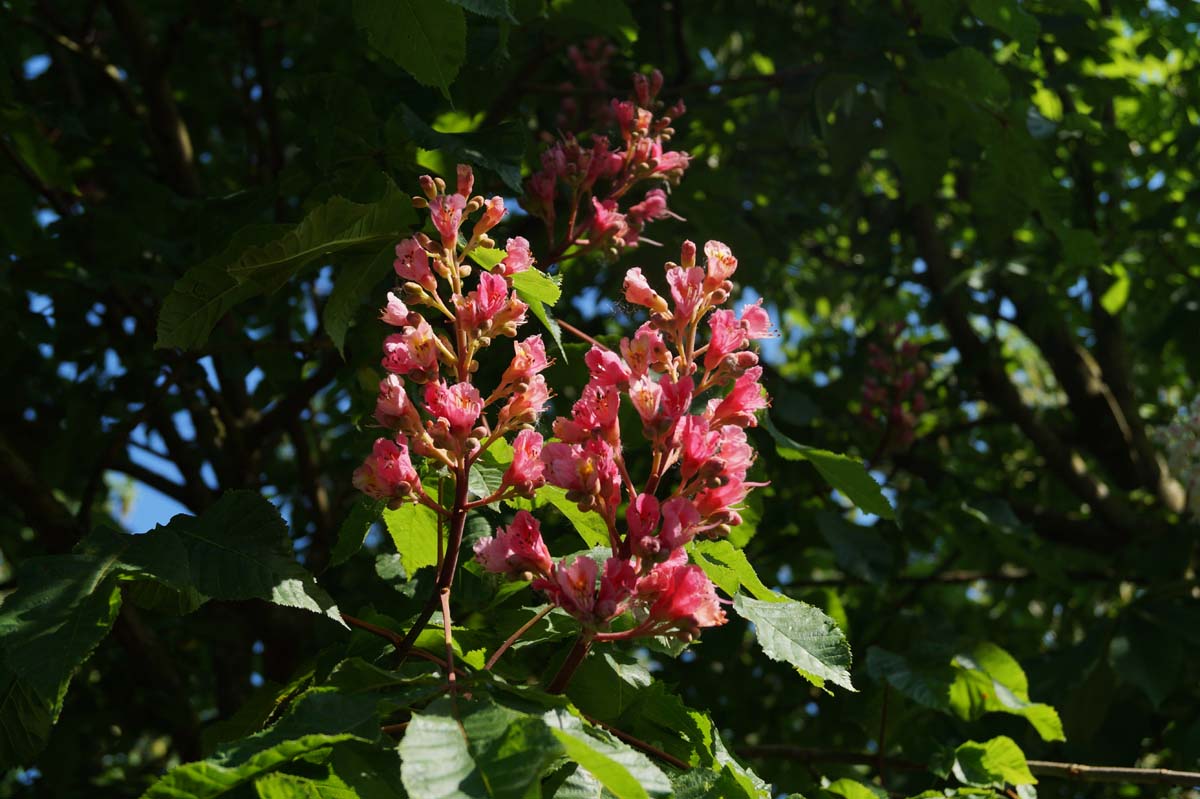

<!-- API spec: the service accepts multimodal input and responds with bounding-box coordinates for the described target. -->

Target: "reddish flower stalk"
[860,322,929,460]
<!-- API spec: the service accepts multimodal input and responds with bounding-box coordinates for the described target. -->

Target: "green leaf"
[106,491,344,623]
[383,501,442,575]
[545,710,672,797]
[967,0,1039,49]
[733,595,854,691]
[866,647,955,711]
[400,700,562,799]
[447,0,516,20]
[225,187,412,293]
[690,540,781,601]
[762,415,895,520]
[145,689,382,798]
[814,512,896,583]
[323,246,396,356]
[469,461,505,500]
[0,492,343,767]
[329,497,386,569]
[0,558,122,767]
[949,643,1065,742]
[823,779,883,799]
[469,246,509,271]
[511,268,562,307]
[919,48,1010,108]
[155,224,288,350]
[952,736,1036,787]
[549,0,638,45]
[1100,264,1131,315]
[392,106,526,192]
[354,0,466,99]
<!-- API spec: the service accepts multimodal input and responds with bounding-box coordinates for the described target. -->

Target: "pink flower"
[620,324,668,377]
[627,189,671,225]
[542,439,621,508]
[627,493,661,539]
[503,429,545,493]
[661,376,695,422]
[474,510,553,579]
[595,557,637,621]
[501,336,550,386]
[679,415,720,480]
[490,295,529,339]
[549,555,598,619]
[382,319,441,378]
[695,477,758,527]
[430,193,467,247]
[707,366,767,428]
[572,383,620,432]
[703,240,738,290]
[460,271,510,330]
[705,309,748,371]
[395,238,436,292]
[659,496,700,549]
[380,292,411,326]
[456,164,475,198]
[423,381,483,433]
[623,268,669,315]
[629,375,664,430]
[715,425,754,481]
[496,236,533,276]
[584,346,632,387]
[666,266,705,321]
[740,300,776,339]
[473,196,506,237]
[647,564,726,631]
[590,197,628,245]
[498,373,551,428]
[374,374,420,431]
[353,435,420,501]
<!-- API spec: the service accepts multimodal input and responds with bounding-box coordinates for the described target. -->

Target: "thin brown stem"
[584,714,690,770]
[439,588,457,691]
[558,319,609,351]
[547,632,594,694]
[486,606,554,670]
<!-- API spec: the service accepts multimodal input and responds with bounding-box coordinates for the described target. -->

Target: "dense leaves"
[4,0,1200,797]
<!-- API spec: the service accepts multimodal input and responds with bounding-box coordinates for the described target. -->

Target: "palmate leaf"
[323,246,397,355]
[689,540,780,602]
[0,492,342,768]
[392,106,526,191]
[328,497,386,570]
[383,501,442,575]
[733,596,854,691]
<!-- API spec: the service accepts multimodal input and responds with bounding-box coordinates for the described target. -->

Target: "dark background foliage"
[2,0,1199,797]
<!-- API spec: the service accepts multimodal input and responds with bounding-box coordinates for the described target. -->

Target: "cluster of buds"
[522,70,689,261]
[557,37,618,130]
[1153,395,1200,519]
[860,323,928,454]
[475,240,776,641]
[354,164,551,508]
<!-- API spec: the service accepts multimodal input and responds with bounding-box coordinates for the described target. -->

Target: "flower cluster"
[522,70,689,261]
[354,164,551,508]
[860,323,928,454]
[556,37,618,130]
[475,241,775,641]
[1153,395,1200,519]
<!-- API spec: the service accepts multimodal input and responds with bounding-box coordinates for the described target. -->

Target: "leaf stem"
[485,605,555,670]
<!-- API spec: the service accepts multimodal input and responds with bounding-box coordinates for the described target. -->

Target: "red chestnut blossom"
[584,346,633,387]
[382,320,441,380]
[623,268,669,315]
[429,194,467,247]
[860,323,929,454]
[496,236,533,276]
[473,510,553,579]
[424,381,483,434]
[353,436,420,504]
[395,238,437,292]
[502,429,545,495]
[381,292,411,326]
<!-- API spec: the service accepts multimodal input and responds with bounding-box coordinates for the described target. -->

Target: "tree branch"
[909,203,1136,536]
[738,746,1200,788]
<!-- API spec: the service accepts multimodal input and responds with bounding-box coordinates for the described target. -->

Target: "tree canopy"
[3,1,1200,798]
